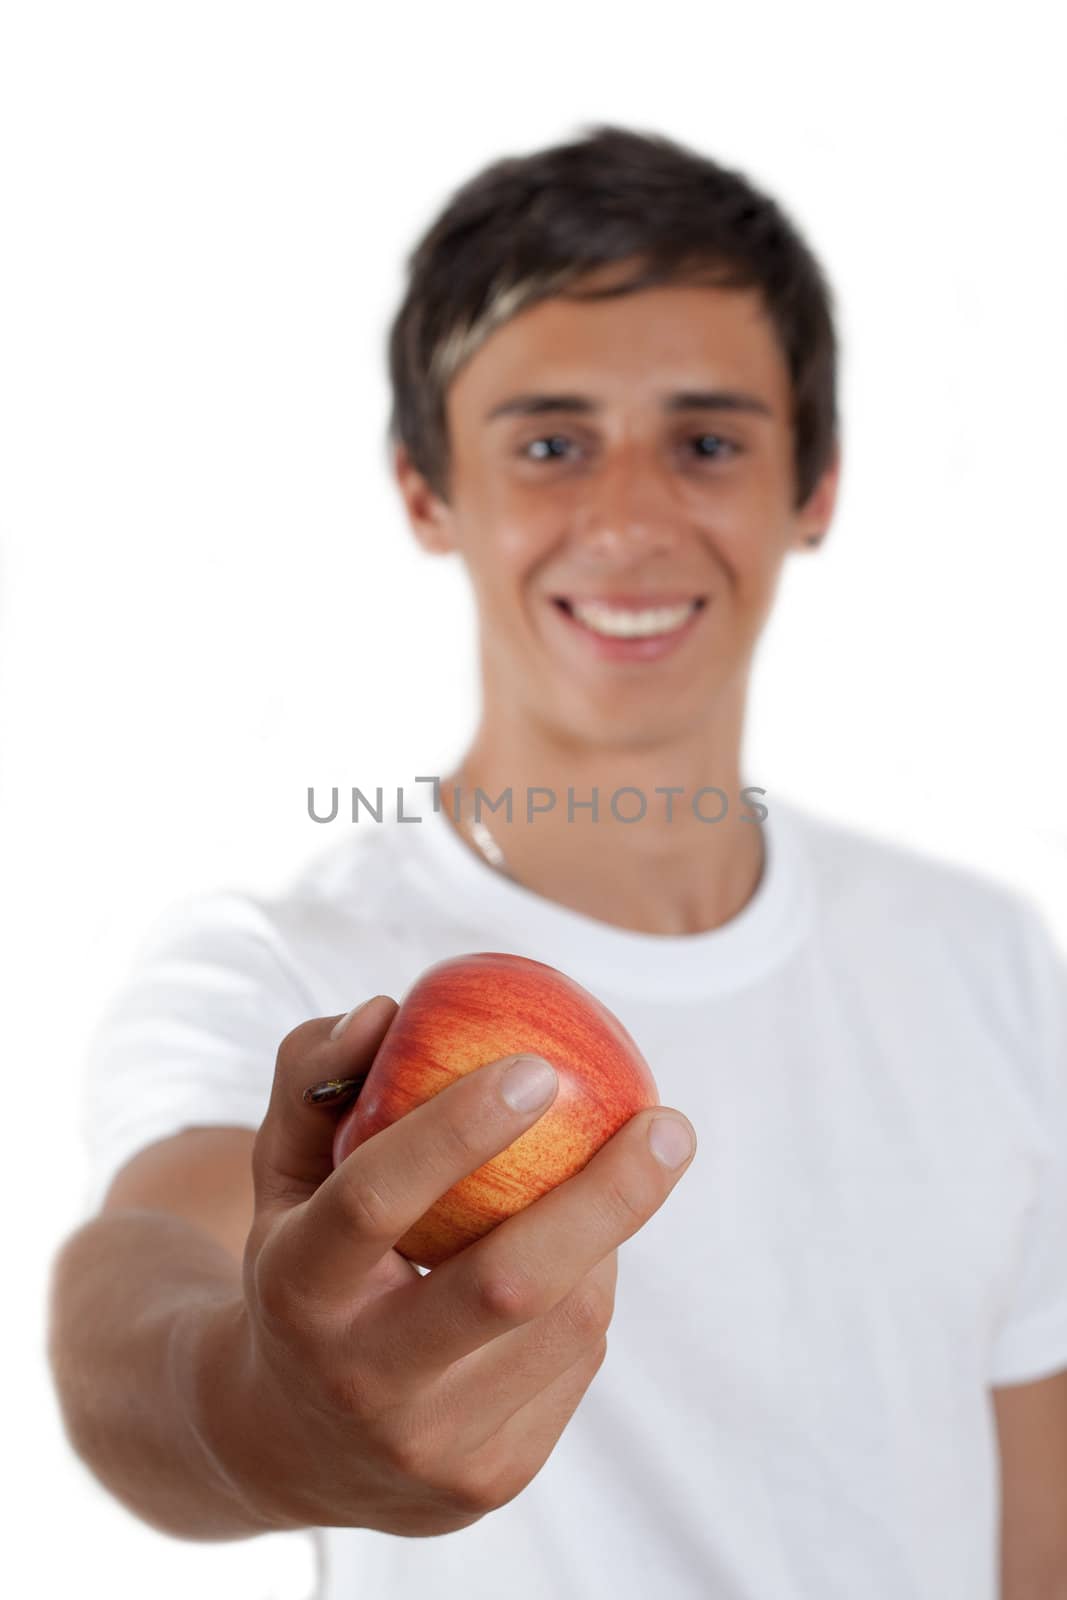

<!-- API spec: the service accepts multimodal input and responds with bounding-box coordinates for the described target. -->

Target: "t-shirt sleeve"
[77,889,319,1222]
[987,900,1067,1386]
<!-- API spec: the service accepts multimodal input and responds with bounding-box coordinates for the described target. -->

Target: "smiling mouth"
[552,596,707,639]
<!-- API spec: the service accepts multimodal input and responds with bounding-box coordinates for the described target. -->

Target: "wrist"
[172,1291,308,1535]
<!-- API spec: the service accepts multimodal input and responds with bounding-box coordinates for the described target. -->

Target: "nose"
[568,448,685,563]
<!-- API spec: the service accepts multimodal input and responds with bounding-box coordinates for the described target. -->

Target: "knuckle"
[336,1169,396,1241]
[249,1124,305,1213]
[459,1443,529,1514]
[273,1018,321,1075]
[468,1259,537,1325]
[448,1460,503,1516]
[432,1108,486,1170]
[597,1169,649,1235]
[319,1363,373,1418]
[565,1283,614,1341]
[252,1247,301,1332]
[379,1418,434,1484]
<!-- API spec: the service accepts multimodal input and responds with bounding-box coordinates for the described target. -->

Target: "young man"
[50,124,1067,1599]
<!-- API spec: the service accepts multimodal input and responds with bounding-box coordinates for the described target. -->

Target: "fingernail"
[500,1055,558,1113]
[330,998,373,1040]
[303,1075,366,1106]
[648,1116,694,1170]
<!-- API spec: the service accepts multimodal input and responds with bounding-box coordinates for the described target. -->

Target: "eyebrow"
[484,389,775,423]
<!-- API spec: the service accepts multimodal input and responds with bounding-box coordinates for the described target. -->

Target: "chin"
[556,694,708,751]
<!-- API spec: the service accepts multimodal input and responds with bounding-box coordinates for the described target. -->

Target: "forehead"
[447,276,789,423]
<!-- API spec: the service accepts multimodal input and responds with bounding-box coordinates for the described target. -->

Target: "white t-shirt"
[78,790,1067,1600]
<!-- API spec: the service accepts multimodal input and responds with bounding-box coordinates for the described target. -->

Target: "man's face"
[397,265,839,751]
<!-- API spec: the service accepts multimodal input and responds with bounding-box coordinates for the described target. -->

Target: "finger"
[270,1051,561,1315]
[251,995,398,1221]
[451,1336,609,1517]
[430,1250,618,1456]
[359,1105,694,1382]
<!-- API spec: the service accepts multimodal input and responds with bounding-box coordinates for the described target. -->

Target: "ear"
[393,443,457,556]
[791,438,842,553]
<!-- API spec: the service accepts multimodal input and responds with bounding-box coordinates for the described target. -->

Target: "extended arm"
[48,1184,286,1541]
[994,1369,1067,1598]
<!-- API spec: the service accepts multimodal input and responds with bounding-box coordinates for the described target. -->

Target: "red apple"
[332,951,659,1268]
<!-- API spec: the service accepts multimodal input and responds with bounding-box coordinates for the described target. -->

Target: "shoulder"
[777,795,1038,937]
[775,798,1064,1041]
[127,821,404,984]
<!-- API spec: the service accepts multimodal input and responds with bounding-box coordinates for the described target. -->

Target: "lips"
[554,595,706,639]
[553,594,707,609]
[547,593,708,662]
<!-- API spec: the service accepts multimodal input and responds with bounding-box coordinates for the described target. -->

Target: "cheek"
[696,515,776,595]
[462,523,552,622]
[485,503,561,579]
[700,483,791,588]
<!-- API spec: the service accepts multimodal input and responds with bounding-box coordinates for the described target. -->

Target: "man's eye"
[522,435,573,462]
[691,434,738,461]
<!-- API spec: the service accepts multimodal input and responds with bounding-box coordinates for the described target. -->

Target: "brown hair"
[386,122,840,511]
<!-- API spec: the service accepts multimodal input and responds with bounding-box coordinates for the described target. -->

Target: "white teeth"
[568,600,697,638]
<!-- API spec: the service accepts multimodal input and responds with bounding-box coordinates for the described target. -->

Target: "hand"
[227,995,696,1536]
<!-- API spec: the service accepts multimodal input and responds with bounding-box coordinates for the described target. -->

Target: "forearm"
[47,1209,302,1541]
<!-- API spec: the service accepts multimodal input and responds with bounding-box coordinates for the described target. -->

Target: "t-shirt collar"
[395,783,814,1001]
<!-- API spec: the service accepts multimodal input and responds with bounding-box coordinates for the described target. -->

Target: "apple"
[332,951,659,1268]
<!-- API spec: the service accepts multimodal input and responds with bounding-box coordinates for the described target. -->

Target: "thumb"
[251,994,398,1221]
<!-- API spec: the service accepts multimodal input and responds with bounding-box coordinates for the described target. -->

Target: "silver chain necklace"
[465,813,518,880]
[446,780,518,881]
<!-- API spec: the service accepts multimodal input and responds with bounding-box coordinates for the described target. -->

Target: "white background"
[2,2,1065,1596]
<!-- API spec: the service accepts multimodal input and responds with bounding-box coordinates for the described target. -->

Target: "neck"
[440,695,766,938]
